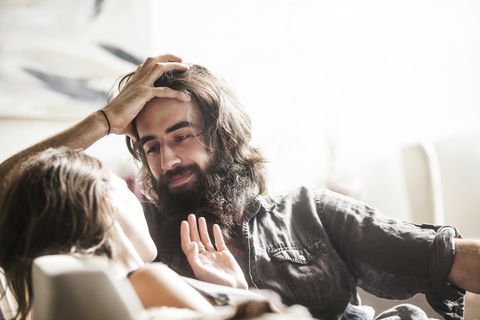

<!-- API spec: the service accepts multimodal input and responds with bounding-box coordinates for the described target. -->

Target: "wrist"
[98,110,111,135]
[93,110,111,137]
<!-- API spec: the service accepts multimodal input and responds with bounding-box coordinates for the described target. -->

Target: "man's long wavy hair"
[117,64,267,201]
[0,148,121,320]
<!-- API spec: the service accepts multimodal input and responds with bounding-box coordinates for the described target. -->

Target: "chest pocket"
[270,239,325,264]
[268,237,348,307]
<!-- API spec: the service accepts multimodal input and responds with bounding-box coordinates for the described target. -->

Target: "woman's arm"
[128,263,215,313]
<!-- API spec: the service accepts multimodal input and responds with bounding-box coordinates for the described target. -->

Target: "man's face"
[136,98,254,243]
[135,98,211,194]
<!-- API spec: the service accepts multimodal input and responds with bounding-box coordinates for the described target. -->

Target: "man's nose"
[160,145,180,170]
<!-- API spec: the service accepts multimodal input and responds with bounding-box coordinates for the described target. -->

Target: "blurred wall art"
[0,0,151,120]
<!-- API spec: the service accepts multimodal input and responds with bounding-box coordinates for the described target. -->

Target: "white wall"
[150,0,480,221]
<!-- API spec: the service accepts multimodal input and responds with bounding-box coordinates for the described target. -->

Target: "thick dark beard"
[153,151,254,247]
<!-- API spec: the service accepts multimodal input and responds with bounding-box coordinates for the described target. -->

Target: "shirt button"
[299,255,306,261]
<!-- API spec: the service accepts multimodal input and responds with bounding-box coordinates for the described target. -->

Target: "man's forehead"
[141,97,201,118]
[137,97,198,124]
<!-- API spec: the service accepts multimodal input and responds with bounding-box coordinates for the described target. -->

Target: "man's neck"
[236,208,244,225]
[226,222,247,262]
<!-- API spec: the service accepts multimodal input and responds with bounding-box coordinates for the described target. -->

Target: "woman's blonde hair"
[0,148,122,320]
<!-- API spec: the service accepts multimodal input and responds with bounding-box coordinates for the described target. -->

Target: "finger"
[188,214,201,243]
[124,126,137,140]
[180,220,193,254]
[213,224,228,251]
[197,242,207,253]
[190,241,200,257]
[143,62,189,85]
[128,54,183,84]
[152,87,191,102]
[157,53,183,63]
[198,217,214,250]
[128,57,159,83]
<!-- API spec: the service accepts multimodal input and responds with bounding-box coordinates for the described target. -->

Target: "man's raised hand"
[181,214,248,290]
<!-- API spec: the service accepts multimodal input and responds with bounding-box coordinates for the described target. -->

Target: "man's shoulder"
[253,186,325,216]
[256,186,352,218]
[259,185,331,204]
[251,187,333,236]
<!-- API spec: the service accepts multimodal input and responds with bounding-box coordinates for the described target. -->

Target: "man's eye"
[146,145,159,154]
[175,135,190,143]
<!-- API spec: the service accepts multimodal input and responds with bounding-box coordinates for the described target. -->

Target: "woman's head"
[0,147,113,260]
[0,147,154,320]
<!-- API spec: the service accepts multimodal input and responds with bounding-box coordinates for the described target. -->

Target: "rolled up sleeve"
[427,226,465,319]
[315,189,465,320]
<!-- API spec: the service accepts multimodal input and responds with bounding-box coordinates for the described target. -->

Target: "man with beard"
[123,64,266,267]
[2,54,480,320]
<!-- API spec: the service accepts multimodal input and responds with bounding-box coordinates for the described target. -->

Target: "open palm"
[180,214,248,290]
